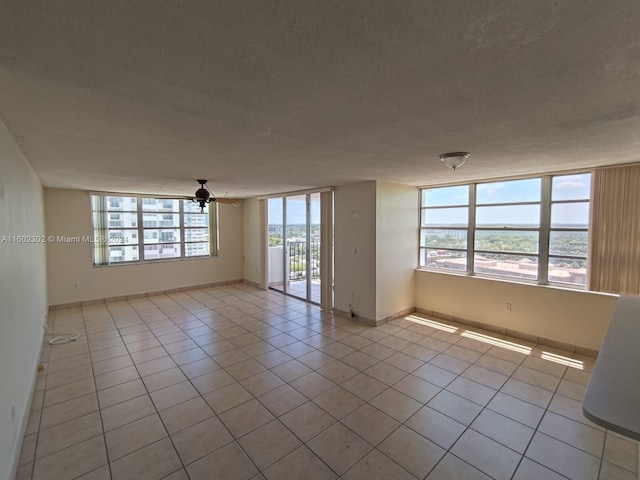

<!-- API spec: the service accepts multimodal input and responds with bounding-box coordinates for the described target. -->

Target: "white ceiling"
[0,1,639,198]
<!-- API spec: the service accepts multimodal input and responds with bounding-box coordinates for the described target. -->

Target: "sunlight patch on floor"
[461,330,532,355]
[404,315,459,333]
[541,351,584,370]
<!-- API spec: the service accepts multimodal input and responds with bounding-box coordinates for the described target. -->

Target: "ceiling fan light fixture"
[440,152,470,170]
[185,179,240,210]
[193,179,212,213]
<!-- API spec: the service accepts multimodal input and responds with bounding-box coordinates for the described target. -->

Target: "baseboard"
[377,307,416,325]
[333,308,377,326]
[9,328,44,480]
[333,307,415,327]
[243,279,261,289]
[49,279,244,310]
[415,307,598,358]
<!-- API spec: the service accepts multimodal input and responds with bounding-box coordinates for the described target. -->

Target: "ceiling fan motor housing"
[195,187,210,201]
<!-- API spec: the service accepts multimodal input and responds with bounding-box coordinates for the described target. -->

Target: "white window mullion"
[210,203,219,256]
[137,198,145,261]
[468,183,476,275]
[539,176,551,284]
[179,200,186,258]
[94,196,109,266]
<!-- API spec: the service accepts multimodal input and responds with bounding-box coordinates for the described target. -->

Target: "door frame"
[259,187,334,311]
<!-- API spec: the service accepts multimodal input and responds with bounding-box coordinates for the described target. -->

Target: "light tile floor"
[16,284,639,480]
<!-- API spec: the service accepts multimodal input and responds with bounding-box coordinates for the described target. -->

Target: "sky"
[423,173,591,226]
[267,196,321,225]
[266,173,591,226]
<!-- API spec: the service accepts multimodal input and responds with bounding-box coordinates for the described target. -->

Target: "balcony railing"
[288,241,320,281]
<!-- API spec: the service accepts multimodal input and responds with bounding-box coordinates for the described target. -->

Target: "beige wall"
[376,182,417,321]
[243,180,615,351]
[334,181,377,320]
[0,118,48,480]
[45,188,244,305]
[242,197,263,286]
[334,181,418,322]
[415,270,617,351]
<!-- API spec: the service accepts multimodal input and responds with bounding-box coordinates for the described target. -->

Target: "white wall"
[242,197,262,286]
[268,247,285,285]
[0,119,48,480]
[376,182,417,321]
[45,188,244,305]
[415,270,617,351]
[334,181,377,320]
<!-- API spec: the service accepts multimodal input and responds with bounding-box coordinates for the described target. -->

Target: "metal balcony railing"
[287,241,320,281]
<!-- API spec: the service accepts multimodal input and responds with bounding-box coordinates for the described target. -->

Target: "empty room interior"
[2,2,640,480]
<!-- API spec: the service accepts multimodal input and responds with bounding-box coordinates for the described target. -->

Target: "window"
[420,173,591,287]
[475,178,541,281]
[420,185,469,271]
[91,195,217,266]
[549,173,590,286]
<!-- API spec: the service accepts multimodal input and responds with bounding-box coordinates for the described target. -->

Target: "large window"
[91,195,217,266]
[420,173,591,287]
[420,185,469,272]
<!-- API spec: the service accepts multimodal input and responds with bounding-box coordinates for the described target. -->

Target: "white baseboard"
[9,329,43,480]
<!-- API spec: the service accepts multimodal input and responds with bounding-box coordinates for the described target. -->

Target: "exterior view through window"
[420,173,591,287]
[91,195,214,266]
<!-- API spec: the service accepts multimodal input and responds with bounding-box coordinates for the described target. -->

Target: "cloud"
[477,182,505,196]
[556,180,586,189]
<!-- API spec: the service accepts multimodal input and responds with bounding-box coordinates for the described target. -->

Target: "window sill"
[94,255,216,268]
[415,267,612,295]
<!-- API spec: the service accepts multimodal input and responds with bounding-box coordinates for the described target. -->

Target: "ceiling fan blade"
[213,197,241,206]
[145,194,194,200]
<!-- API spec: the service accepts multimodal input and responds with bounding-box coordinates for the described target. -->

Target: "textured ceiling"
[0,1,639,198]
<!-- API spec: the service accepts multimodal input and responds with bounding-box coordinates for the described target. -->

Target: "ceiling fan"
[179,179,240,212]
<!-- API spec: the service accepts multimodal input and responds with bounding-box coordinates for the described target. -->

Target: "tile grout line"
[33,309,109,479]
[32,315,94,468]
[27,285,616,480]
[102,300,188,475]
[315,317,508,479]
[418,331,529,480]
[110,294,208,478]
[315,314,568,479]
[31,288,253,474]
[506,350,569,480]
[118,285,328,477]
[161,286,332,478]
[385,316,605,479]
[26,309,53,480]
[82,303,115,480]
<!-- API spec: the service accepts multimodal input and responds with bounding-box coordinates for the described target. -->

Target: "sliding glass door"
[267,193,322,304]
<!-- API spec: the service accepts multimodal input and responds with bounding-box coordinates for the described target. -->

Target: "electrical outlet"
[351,292,356,299]
[73,282,79,289]
[505,303,512,312]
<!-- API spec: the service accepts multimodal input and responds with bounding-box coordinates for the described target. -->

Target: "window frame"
[547,175,590,286]
[419,188,471,272]
[91,194,218,266]
[419,172,591,288]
